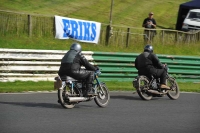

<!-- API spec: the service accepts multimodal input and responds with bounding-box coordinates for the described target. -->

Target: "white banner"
[55,15,101,44]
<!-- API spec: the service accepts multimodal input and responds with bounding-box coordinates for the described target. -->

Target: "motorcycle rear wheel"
[137,76,152,100]
[166,77,180,100]
[94,83,110,107]
[58,87,75,109]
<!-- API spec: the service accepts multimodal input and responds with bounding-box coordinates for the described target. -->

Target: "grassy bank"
[1,35,200,55]
[0,81,199,93]
[0,0,189,29]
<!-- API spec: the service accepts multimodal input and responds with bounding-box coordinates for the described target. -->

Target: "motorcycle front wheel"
[166,77,180,100]
[94,83,110,107]
[58,86,75,109]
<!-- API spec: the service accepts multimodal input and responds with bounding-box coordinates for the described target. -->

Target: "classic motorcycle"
[54,70,110,109]
[132,65,180,100]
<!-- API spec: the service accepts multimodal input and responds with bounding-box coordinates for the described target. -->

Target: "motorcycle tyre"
[166,77,180,100]
[94,83,110,107]
[58,89,75,109]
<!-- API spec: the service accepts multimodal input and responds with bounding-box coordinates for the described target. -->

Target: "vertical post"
[16,15,18,36]
[28,14,32,37]
[109,0,114,26]
[105,25,111,46]
[162,30,164,45]
[126,28,130,48]
[53,16,55,37]
[106,0,114,46]
[175,31,178,44]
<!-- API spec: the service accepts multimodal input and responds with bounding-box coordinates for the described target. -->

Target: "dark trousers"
[70,69,94,84]
[138,68,167,84]
[59,68,94,92]
[143,30,156,44]
[155,69,167,84]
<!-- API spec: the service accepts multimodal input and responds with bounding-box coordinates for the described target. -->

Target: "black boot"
[82,88,88,97]
[86,84,97,96]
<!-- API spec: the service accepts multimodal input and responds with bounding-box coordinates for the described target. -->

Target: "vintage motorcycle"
[132,65,180,100]
[54,70,110,109]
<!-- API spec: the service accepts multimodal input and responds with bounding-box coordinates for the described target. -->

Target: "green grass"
[1,35,200,55]
[0,0,189,29]
[0,81,199,93]
[0,81,53,93]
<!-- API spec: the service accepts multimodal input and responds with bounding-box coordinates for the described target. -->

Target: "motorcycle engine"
[151,80,158,90]
[76,82,82,89]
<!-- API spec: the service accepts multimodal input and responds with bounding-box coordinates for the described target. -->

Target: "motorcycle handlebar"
[163,64,169,72]
[95,69,101,76]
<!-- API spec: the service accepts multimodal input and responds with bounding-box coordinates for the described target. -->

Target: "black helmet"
[70,43,82,52]
[144,44,153,53]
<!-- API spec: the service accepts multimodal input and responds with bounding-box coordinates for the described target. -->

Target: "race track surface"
[0,91,200,133]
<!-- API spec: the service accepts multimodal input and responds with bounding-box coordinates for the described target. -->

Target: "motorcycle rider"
[58,42,99,96]
[134,44,170,90]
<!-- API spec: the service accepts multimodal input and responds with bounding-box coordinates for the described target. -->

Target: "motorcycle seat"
[60,75,77,81]
[66,76,77,81]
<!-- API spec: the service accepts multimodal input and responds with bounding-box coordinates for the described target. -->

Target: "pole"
[109,0,114,26]
[28,14,32,37]
[106,0,114,45]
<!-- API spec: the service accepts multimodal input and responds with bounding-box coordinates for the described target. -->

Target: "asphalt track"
[0,91,200,133]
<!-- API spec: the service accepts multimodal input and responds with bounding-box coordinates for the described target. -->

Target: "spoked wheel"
[137,76,152,100]
[166,77,180,100]
[58,86,75,109]
[94,83,110,107]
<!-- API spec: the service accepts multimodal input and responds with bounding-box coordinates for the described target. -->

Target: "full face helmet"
[70,43,82,52]
[144,44,153,53]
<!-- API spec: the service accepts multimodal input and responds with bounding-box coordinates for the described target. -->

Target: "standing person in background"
[142,12,157,44]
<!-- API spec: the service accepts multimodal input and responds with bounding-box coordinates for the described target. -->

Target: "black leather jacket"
[135,52,163,76]
[58,50,97,76]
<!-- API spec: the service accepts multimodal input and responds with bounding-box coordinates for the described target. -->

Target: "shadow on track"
[0,101,61,109]
[0,101,97,109]
[110,95,141,100]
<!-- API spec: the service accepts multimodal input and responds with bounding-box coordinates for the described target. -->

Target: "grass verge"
[0,81,199,93]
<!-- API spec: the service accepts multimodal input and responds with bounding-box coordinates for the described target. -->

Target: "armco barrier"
[93,52,200,83]
[0,48,200,83]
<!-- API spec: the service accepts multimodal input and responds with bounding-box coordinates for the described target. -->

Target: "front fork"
[94,78,106,96]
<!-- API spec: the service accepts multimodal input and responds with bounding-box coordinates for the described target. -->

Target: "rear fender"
[54,76,62,90]
[132,76,140,89]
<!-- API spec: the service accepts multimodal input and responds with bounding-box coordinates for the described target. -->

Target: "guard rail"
[0,48,199,83]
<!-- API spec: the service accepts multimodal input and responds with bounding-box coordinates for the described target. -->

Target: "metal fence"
[1,10,200,47]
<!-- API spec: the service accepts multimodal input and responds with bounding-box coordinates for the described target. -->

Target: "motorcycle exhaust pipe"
[148,90,162,95]
[68,97,89,102]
